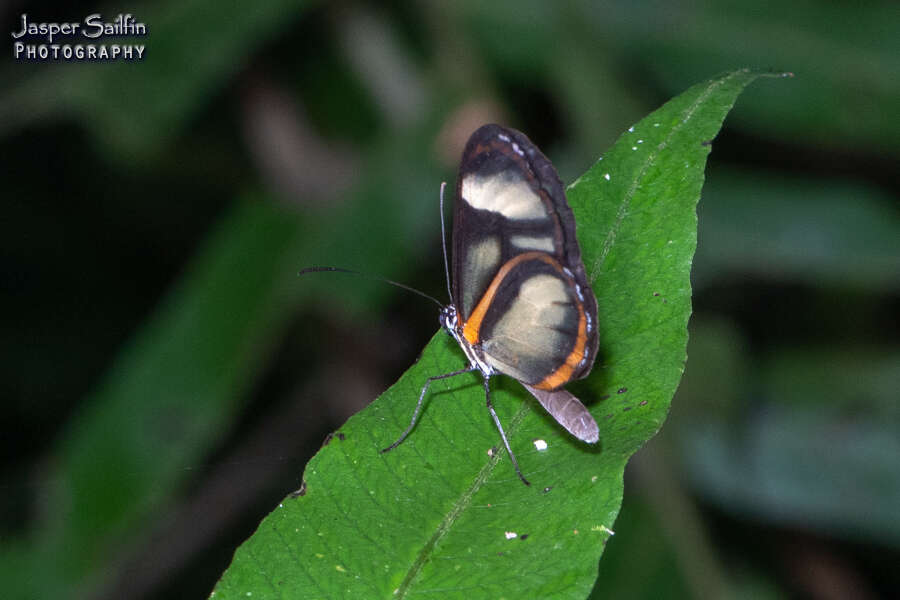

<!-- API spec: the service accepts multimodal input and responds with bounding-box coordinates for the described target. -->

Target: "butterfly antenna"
[298,266,443,307]
[439,182,453,302]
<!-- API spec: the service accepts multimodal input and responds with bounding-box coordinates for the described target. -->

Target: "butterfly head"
[438,304,458,334]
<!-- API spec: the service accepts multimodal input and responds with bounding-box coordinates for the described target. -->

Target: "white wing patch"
[510,234,555,252]
[484,274,573,381]
[462,236,501,316]
[513,274,570,327]
[461,173,547,220]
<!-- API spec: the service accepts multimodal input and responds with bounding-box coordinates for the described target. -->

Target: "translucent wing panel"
[467,255,592,388]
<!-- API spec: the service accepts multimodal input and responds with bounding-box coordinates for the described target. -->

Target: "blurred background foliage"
[1,1,897,599]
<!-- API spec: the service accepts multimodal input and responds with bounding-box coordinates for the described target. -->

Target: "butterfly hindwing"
[462,252,591,388]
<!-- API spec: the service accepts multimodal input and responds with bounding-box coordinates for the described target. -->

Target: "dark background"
[2,1,898,599]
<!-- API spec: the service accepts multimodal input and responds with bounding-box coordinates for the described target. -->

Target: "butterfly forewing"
[454,125,566,318]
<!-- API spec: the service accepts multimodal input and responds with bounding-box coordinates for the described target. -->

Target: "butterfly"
[383,124,599,485]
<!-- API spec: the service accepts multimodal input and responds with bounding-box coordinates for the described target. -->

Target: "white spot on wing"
[462,173,546,219]
[462,236,501,315]
[468,237,501,267]
[484,274,574,379]
[511,235,555,252]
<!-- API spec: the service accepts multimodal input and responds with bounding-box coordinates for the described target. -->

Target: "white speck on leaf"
[604,173,610,180]
[505,531,518,540]
[628,126,634,132]
[533,439,548,451]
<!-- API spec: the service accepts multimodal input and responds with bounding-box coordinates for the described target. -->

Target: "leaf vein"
[394,402,531,597]
[591,70,739,279]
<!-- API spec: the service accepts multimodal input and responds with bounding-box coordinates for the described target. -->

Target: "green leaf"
[591,497,692,600]
[213,70,779,599]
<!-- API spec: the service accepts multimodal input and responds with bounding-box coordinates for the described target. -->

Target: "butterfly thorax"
[439,304,495,378]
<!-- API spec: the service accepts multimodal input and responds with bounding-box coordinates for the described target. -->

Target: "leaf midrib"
[588,70,737,280]
[394,402,530,597]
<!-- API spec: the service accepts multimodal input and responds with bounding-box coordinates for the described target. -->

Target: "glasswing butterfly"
[383,124,599,485]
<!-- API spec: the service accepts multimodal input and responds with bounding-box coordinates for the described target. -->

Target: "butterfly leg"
[483,378,531,486]
[381,365,475,454]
